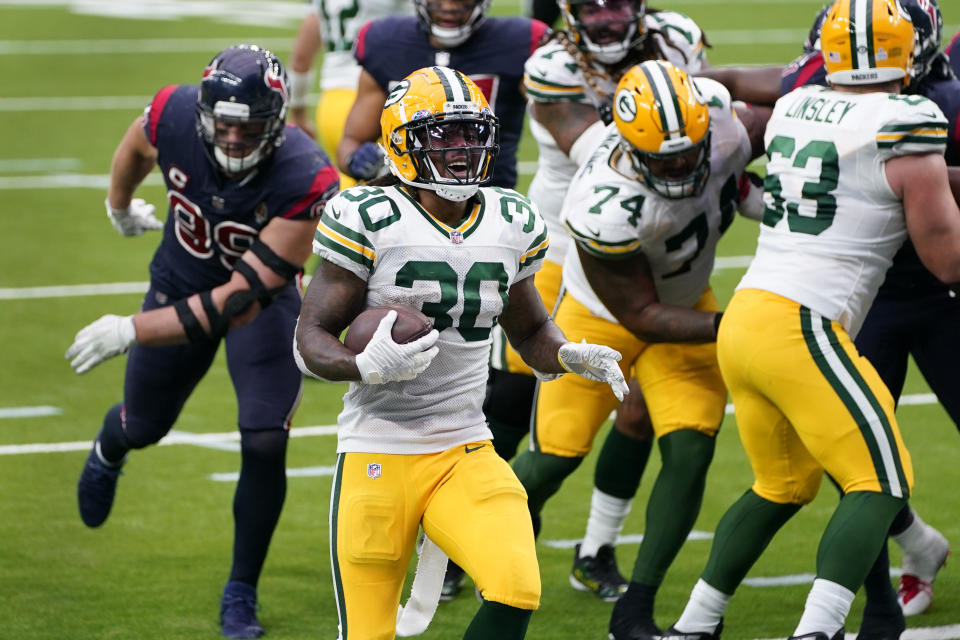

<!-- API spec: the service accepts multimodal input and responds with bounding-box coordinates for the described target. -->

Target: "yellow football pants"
[330,441,540,639]
[315,88,358,189]
[717,288,913,504]
[533,289,726,457]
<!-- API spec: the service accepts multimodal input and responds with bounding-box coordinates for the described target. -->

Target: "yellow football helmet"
[612,60,711,199]
[380,66,499,202]
[821,0,915,86]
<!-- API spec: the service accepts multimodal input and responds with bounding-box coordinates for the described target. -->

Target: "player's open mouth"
[447,158,470,176]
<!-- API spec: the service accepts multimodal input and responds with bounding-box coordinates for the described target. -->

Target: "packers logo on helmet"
[613,60,711,199]
[821,0,915,86]
[380,66,499,202]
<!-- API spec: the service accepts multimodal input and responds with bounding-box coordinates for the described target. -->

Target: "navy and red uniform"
[354,15,547,189]
[121,83,338,445]
[780,45,960,428]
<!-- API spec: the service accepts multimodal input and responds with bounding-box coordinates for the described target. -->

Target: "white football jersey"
[738,85,948,337]
[562,79,751,323]
[313,184,549,454]
[313,0,411,91]
[524,10,707,266]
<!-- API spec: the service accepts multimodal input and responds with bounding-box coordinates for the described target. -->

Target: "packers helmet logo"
[615,89,637,123]
[384,80,410,107]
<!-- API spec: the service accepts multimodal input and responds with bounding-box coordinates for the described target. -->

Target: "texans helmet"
[415,0,490,48]
[196,44,288,175]
[613,60,711,199]
[381,66,499,202]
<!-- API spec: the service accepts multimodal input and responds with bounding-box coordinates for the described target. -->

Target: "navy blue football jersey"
[142,84,339,298]
[780,50,960,296]
[354,15,548,189]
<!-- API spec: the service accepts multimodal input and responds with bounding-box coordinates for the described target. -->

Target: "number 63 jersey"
[561,79,752,322]
[313,184,550,454]
[738,85,948,338]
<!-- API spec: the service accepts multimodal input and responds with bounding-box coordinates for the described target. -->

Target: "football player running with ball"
[66,45,340,639]
[660,2,960,639]
[294,66,628,640]
[517,59,768,640]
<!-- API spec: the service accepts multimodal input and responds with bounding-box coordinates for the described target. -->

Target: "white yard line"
[0,406,61,418]
[0,173,164,189]
[0,37,294,55]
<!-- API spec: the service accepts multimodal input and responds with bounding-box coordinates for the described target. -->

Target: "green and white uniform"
[313,184,549,454]
[562,78,750,318]
[312,0,412,91]
[524,9,706,266]
[739,86,949,337]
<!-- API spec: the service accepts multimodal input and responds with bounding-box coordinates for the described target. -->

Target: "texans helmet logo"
[264,64,287,101]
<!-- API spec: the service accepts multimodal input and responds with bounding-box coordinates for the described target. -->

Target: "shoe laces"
[221,592,260,622]
[898,574,931,601]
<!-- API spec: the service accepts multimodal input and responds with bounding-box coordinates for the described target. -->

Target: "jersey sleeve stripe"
[318,212,376,250]
[283,164,341,218]
[146,84,179,146]
[524,74,583,91]
[520,238,550,266]
[354,21,372,63]
[314,226,375,269]
[524,228,549,253]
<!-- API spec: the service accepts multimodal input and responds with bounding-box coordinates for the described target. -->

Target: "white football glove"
[354,311,440,384]
[105,197,164,236]
[65,314,137,374]
[557,340,629,401]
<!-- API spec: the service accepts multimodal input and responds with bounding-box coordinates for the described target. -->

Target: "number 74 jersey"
[738,85,948,338]
[313,184,549,454]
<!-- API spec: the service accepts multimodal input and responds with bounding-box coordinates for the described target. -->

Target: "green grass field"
[0,1,958,639]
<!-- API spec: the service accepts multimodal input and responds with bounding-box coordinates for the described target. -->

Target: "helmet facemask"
[624,131,711,199]
[197,102,284,175]
[902,0,942,82]
[391,113,499,201]
[561,0,646,65]
[415,0,490,48]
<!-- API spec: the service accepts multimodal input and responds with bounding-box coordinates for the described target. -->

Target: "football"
[343,304,433,353]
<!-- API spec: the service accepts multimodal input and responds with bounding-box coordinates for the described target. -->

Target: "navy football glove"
[346,142,384,180]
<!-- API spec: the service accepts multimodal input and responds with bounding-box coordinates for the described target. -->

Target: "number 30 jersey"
[313,184,550,454]
[738,85,948,337]
[561,79,751,323]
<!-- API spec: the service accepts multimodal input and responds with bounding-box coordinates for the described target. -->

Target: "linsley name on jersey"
[561,77,752,321]
[313,183,549,454]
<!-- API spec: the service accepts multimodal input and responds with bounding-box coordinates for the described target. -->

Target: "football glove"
[105,197,164,236]
[354,311,440,384]
[558,340,629,401]
[66,314,137,374]
[737,172,765,221]
[346,142,385,181]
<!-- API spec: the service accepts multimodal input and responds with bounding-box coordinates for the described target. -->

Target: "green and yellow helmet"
[612,60,711,199]
[821,0,916,86]
[380,66,499,202]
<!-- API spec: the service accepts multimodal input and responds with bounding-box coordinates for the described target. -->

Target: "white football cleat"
[897,526,950,616]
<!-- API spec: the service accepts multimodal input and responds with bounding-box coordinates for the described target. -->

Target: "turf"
[0,1,958,639]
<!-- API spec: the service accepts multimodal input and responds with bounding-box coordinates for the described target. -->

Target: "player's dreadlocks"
[545,8,710,122]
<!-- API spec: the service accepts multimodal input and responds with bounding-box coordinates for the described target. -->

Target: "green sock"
[512,450,583,516]
[594,427,653,499]
[702,489,801,594]
[818,491,907,591]
[463,601,532,640]
[630,430,715,585]
[488,418,528,462]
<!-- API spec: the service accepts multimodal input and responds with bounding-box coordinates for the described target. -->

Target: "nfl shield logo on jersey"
[450,231,463,245]
[367,462,382,479]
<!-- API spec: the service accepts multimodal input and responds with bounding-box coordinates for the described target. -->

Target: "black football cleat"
[220,581,264,639]
[654,620,724,640]
[571,543,628,601]
[608,593,662,640]
[77,446,124,528]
